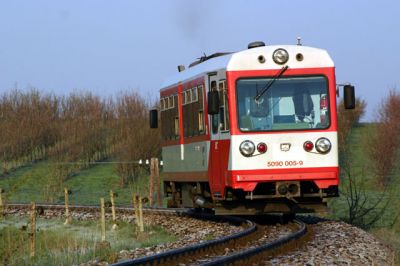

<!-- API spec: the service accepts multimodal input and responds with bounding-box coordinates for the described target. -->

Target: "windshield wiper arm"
[254,65,289,102]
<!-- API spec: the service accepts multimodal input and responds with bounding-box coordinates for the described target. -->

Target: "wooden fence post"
[30,202,36,258]
[155,158,161,207]
[64,188,71,225]
[110,190,118,230]
[149,158,154,207]
[100,198,106,242]
[133,194,139,227]
[138,196,144,232]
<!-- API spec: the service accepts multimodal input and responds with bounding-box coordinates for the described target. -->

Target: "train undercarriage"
[164,181,338,215]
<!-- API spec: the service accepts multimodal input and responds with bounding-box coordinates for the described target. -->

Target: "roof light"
[272,48,289,65]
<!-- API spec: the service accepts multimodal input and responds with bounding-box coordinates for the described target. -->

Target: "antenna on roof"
[200,53,207,62]
[297,36,302,46]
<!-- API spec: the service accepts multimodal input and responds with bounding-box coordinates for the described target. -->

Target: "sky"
[0,0,399,121]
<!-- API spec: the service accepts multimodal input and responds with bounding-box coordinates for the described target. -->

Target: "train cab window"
[236,76,329,131]
[219,80,230,132]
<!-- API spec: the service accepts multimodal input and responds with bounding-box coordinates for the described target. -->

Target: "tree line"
[0,89,159,191]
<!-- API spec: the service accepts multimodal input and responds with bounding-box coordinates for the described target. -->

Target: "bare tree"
[338,93,400,229]
[113,92,160,187]
[340,164,397,230]
[365,90,400,186]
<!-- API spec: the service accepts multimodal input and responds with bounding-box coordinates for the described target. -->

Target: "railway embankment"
[2,205,395,265]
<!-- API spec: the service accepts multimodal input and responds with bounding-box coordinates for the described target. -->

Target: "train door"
[208,73,230,198]
[209,74,221,195]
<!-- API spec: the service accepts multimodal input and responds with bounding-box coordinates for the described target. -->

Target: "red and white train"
[150,41,355,215]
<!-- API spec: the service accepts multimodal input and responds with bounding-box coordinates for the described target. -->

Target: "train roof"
[161,45,334,89]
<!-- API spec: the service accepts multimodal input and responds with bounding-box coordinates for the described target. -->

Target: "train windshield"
[236,76,329,131]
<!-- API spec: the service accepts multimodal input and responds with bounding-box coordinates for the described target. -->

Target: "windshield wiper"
[254,65,289,102]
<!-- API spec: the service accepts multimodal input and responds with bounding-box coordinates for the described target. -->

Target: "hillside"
[0,160,152,206]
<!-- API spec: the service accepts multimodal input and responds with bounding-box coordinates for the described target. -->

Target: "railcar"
[150,41,355,215]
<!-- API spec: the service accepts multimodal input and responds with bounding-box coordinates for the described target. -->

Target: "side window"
[187,90,192,103]
[182,84,206,138]
[211,80,219,134]
[160,93,179,140]
[182,91,187,105]
[182,89,191,137]
[174,116,179,137]
[192,87,198,102]
[160,97,166,139]
[198,110,204,132]
[197,85,205,134]
[219,80,230,132]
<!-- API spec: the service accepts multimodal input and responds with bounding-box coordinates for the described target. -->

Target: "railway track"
[111,213,307,266]
[196,219,306,266]
[3,204,309,265]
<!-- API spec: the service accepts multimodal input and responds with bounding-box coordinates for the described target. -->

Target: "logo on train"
[280,143,291,152]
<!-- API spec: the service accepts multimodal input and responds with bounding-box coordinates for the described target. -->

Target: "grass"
[329,123,400,263]
[0,161,54,203]
[0,160,155,206]
[0,159,167,265]
[0,215,175,266]
[64,163,139,206]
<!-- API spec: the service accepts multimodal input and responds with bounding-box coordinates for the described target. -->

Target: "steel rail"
[198,218,307,266]
[111,212,256,266]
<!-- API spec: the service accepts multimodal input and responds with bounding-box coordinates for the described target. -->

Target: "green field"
[0,160,153,206]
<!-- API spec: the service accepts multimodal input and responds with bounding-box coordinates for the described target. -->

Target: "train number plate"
[267,160,304,167]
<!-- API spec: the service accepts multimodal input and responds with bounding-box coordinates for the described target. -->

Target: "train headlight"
[239,140,255,157]
[272,48,289,65]
[315,138,331,154]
